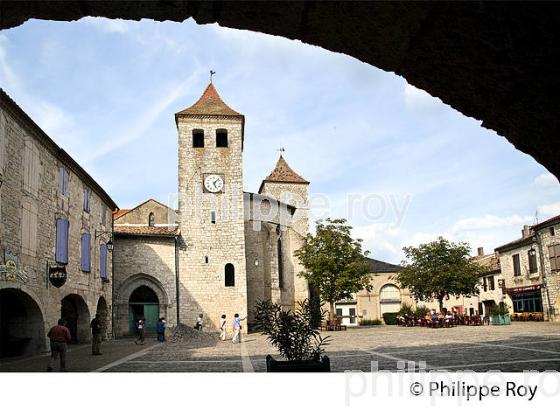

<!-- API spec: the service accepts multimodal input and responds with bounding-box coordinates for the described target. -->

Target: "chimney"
[521,225,532,239]
[477,247,484,257]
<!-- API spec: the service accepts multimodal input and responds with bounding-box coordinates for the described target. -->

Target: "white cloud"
[451,214,533,232]
[82,17,132,33]
[538,202,560,218]
[534,172,559,188]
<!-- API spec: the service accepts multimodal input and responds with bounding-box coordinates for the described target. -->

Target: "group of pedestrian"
[197,313,246,343]
[46,313,105,372]
[134,317,167,345]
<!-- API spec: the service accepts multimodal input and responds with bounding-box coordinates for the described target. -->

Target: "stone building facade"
[112,84,311,335]
[0,89,117,358]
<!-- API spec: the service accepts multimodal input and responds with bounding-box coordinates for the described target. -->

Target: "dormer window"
[148,212,155,227]
[193,130,204,148]
[216,129,228,148]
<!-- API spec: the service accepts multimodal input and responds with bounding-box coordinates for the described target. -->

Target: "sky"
[1,17,559,264]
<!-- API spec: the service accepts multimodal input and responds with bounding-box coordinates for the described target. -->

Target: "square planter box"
[266,354,330,372]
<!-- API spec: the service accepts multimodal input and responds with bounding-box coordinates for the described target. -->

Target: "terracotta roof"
[113,225,179,237]
[113,209,130,219]
[472,253,501,274]
[259,155,308,193]
[175,83,243,117]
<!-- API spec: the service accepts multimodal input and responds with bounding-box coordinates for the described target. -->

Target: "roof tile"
[176,83,243,117]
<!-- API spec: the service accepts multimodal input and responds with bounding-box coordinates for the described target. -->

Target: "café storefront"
[506,285,543,314]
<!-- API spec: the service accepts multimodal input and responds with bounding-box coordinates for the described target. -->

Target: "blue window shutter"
[81,232,91,272]
[100,244,107,279]
[55,218,69,264]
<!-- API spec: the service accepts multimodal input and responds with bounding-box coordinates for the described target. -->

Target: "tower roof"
[175,83,243,117]
[259,155,309,193]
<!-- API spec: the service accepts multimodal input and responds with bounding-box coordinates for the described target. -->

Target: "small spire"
[210,70,216,84]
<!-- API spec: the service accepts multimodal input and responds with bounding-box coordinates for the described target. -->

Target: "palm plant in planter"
[253,299,331,372]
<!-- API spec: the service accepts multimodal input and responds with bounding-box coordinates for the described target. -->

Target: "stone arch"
[2,4,559,178]
[61,293,91,343]
[115,273,170,337]
[0,287,46,358]
[378,283,402,318]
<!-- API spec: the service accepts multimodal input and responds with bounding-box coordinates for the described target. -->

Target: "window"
[483,277,488,292]
[55,218,69,264]
[277,238,284,289]
[80,232,91,272]
[148,212,155,227]
[512,254,521,276]
[225,263,235,287]
[488,275,495,291]
[205,256,209,264]
[23,139,40,196]
[550,227,556,236]
[528,250,538,273]
[101,207,107,226]
[100,243,108,280]
[216,129,228,147]
[548,244,560,272]
[192,130,204,148]
[83,188,91,213]
[21,199,38,256]
[58,166,69,196]
[210,211,216,224]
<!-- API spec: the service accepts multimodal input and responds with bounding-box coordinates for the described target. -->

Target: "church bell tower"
[175,82,248,329]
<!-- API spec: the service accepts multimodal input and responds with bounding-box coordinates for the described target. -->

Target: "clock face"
[204,174,224,193]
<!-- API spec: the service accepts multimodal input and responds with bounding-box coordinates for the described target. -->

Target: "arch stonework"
[115,273,171,337]
[60,293,91,343]
[0,286,46,357]
[1,2,559,178]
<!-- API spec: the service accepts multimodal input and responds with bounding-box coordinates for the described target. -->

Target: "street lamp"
[95,229,113,253]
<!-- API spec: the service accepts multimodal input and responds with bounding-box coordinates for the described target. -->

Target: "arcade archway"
[0,288,45,358]
[61,294,90,344]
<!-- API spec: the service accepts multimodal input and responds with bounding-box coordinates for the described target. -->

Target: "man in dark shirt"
[47,319,71,372]
[90,314,103,355]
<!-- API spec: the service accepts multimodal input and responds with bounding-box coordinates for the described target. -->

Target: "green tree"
[294,218,372,319]
[396,237,481,311]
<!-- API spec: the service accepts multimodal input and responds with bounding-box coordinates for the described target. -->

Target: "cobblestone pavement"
[2,323,560,372]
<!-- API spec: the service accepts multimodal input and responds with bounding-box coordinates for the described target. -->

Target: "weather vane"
[276,147,286,155]
[210,70,216,83]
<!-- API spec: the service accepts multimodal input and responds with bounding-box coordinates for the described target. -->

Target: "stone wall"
[112,235,177,336]
[535,222,560,322]
[177,115,247,331]
[0,97,114,353]
[116,199,178,226]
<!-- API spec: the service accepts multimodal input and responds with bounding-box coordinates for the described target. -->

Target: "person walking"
[47,319,71,372]
[161,317,166,342]
[219,314,227,341]
[90,313,103,355]
[231,313,246,344]
[135,318,145,345]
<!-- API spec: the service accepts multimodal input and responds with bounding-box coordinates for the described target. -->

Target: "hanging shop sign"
[48,266,67,288]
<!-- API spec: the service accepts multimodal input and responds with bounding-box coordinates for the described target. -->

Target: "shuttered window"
[512,254,521,276]
[58,166,69,196]
[21,200,38,256]
[100,243,108,279]
[548,244,560,272]
[23,139,40,196]
[528,250,538,273]
[81,232,91,272]
[225,263,235,287]
[83,188,91,212]
[55,218,69,264]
